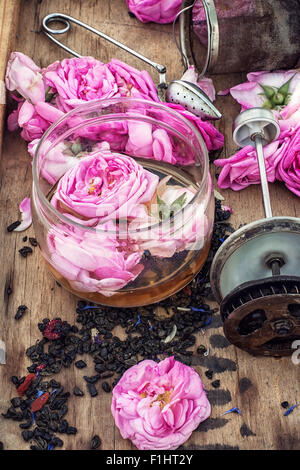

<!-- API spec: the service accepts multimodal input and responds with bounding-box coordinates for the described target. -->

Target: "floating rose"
[47,225,143,296]
[129,175,212,258]
[111,356,211,450]
[125,121,176,164]
[126,0,182,24]
[50,150,159,222]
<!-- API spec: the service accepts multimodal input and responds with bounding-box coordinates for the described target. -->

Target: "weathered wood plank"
[0,0,299,451]
[0,0,21,155]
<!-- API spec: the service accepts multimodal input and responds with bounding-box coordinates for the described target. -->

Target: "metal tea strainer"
[210,108,300,357]
[42,10,221,120]
[166,0,219,117]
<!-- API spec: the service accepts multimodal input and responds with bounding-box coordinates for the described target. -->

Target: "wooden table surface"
[0,0,299,451]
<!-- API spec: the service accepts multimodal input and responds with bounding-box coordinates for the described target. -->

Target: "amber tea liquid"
[38,159,214,307]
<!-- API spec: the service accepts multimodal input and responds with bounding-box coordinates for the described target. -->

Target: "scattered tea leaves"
[15,305,28,321]
[90,435,101,450]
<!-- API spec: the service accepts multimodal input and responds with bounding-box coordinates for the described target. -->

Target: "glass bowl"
[32,98,214,307]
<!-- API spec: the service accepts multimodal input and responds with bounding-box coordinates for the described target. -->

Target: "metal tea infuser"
[210,108,300,357]
[165,0,220,118]
[42,11,221,120]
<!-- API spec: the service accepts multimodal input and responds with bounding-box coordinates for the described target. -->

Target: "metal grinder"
[210,108,300,357]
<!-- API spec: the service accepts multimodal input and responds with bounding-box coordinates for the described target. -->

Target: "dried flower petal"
[222,407,241,415]
[162,324,177,343]
[13,197,32,232]
[43,319,62,340]
[284,404,298,416]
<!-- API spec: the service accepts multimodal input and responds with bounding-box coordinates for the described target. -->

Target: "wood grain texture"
[0,0,299,451]
[0,0,21,155]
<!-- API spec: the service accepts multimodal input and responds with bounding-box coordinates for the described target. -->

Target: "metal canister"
[180,0,300,75]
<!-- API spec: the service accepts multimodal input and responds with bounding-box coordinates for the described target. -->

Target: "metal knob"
[232,108,280,219]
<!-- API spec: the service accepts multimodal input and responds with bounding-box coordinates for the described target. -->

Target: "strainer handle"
[179,0,219,78]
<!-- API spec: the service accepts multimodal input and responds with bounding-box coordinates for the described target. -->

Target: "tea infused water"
[32,98,215,307]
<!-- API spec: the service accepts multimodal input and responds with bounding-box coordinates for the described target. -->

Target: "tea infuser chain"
[42,11,222,120]
[42,12,167,87]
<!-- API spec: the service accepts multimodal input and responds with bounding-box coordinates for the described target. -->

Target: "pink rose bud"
[17,101,50,142]
[111,356,211,450]
[5,52,45,104]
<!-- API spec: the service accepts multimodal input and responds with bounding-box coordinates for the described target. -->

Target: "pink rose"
[126,0,182,24]
[50,150,159,221]
[43,57,159,113]
[47,224,143,296]
[165,103,224,152]
[7,107,20,132]
[125,121,176,164]
[275,125,300,197]
[111,356,211,450]
[5,52,45,104]
[214,140,284,191]
[16,101,64,142]
[28,138,79,185]
[229,70,300,113]
[17,101,50,142]
[129,174,212,258]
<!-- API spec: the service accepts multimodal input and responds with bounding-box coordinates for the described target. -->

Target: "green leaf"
[45,86,57,103]
[157,195,170,221]
[258,83,275,99]
[170,192,187,212]
[277,73,296,97]
[271,92,285,106]
[262,99,273,109]
[156,191,187,221]
[70,139,82,156]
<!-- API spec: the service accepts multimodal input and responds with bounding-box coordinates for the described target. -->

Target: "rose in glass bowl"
[32,98,214,307]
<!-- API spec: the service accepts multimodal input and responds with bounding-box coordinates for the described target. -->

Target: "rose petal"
[13,197,32,231]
